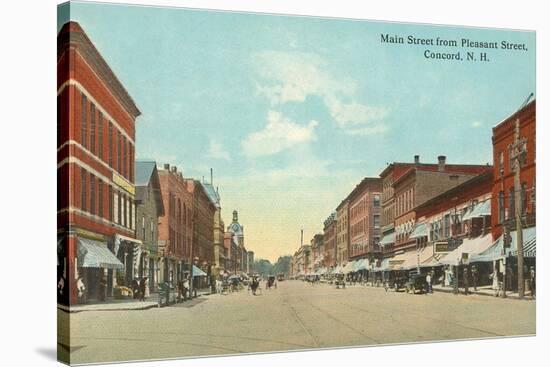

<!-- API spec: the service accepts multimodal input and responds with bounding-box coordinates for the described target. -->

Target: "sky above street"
[59,2,535,262]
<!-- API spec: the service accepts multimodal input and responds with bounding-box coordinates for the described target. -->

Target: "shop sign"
[434,241,450,253]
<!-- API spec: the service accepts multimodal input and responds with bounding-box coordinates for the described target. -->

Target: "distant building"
[335,200,349,265]
[202,175,226,276]
[247,251,255,273]
[323,212,337,268]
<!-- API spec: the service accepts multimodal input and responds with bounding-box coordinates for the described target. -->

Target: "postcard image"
[57,1,536,365]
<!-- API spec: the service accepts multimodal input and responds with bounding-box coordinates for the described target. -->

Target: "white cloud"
[242,110,318,158]
[252,50,388,133]
[343,125,388,136]
[471,120,482,128]
[207,138,231,161]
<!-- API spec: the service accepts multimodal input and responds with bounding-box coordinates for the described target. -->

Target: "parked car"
[392,274,408,292]
[405,272,427,294]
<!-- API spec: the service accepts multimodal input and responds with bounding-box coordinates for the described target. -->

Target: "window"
[90,103,96,154]
[373,215,380,228]
[98,180,103,218]
[81,94,87,148]
[81,168,87,212]
[118,132,122,173]
[123,136,127,178]
[498,191,505,224]
[129,198,133,229]
[142,216,146,241]
[109,186,113,221]
[521,183,527,215]
[98,112,103,160]
[90,174,95,215]
[444,214,450,238]
[118,192,122,224]
[498,151,504,175]
[373,194,380,207]
[150,219,154,243]
[129,146,133,182]
[509,187,515,219]
[108,122,113,167]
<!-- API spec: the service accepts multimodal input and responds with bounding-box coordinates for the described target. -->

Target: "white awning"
[462,201,491,221]
[401,246,435,270]
[354,258,370,271]
[192,265,207,277]
[409,223,428,239]
[379,232,395,246]
[77,237,124,270]
[439,234,493,266]
[343,261,357,274]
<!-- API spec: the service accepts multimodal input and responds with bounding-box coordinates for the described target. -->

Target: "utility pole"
[510,118,527,299]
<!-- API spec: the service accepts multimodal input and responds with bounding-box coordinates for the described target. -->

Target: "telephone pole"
[511,118,527,299]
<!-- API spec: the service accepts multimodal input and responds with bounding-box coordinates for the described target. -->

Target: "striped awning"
[192,265,207,277]
[470,227,536,262]
[379,232,395,246]
[354,258,370,271]
[462,200,491,221]
[409,223,428,239]
[77,237,124,270]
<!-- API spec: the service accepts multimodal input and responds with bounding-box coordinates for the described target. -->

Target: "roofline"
[492,98,536,130]
[58,21,141,118]
[391,164,491,187]
[413,169,493,212]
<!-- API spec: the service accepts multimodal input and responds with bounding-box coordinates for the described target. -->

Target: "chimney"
[210,168,213,185]
[164,163,170,170]
[171,166,177,173]
[414,155,420,164]
[437,155,446,171]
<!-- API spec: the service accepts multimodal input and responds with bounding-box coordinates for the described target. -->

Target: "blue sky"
[59,2,535,261]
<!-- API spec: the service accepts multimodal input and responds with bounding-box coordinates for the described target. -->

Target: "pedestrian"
[491,266,500,297]
[139,277,147,301]
[183,275,190,301]
[132,278,140,299]
[98,275,107,302]
[463,267,470,295]
[76,276,86,302]
[471,265,478,292]
[425,271,433,294]
[529,266,536,298]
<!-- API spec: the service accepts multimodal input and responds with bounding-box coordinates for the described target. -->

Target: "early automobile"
[405,272,427,294]
[392,274,408,292]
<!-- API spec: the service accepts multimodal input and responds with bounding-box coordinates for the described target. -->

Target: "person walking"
[529,266,536,298]
[463,267,470,295]
[492,266,500,297]
[183,275,190,301]
[426,271,433,294]
[471,265,478,292]
[139,277,147,301]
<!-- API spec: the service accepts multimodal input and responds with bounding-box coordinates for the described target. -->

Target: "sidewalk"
[432,284,536,300]
[58,288,214,313]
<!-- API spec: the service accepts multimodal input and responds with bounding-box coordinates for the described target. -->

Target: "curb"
[432,287,534,300]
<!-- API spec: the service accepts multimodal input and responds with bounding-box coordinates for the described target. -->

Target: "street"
[60,280,535,365]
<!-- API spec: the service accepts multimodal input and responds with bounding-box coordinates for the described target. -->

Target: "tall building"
[134,161,165,292]
[335,200,349,265]
[491,100,536,240]
[57,21,141,305]
[323,212,337,268]
[227,210,247,272]
[347,178,382,262]
[157,164,193,284]
[202,173,225,276]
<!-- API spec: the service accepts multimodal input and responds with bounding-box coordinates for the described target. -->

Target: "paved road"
[60,280,535,364]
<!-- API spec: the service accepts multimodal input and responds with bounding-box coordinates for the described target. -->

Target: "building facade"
[335,200,349,266]
[157,164,193,284]
[348,178,382,261]
[323,212,337,268]
[491,100,536,240]
[202,178,225,276]
[57,21,141,305]
[135,161,165,292]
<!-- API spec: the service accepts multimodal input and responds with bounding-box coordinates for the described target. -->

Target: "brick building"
[335,200,349,266]
[323,212,337,268]
[186,180,217,277]
[202,176,226,276]
[491,100,536,240]
[57,22,141,305]
[348,178,382,261]
[157,164,193,284]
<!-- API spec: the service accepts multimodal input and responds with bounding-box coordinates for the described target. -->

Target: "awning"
[354,258,370,271]
[343,261,357,274]
[77,237,124,270]
[387,252,408,271]
[462,201,491,221]
[379,232,395,246]
[401,246,435,270]
[333,265,344,275]
[192,265,207,277]
[471,227,536,262]
[439,234,493,266]
[409,223,428,239]
[373,258,390,272]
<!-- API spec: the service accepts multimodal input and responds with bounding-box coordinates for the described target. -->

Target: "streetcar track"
[287,303,321,348]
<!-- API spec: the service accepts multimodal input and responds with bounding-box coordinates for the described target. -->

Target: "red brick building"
[157,164,194,284]
[57,22,141,305]
[347,178,382,260]
[391,157,490,254]
[491,100,536,240]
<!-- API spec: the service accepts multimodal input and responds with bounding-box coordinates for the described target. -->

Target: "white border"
[0,1,546,367]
